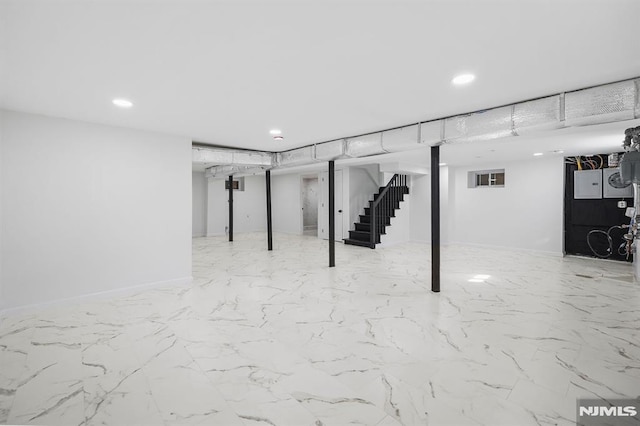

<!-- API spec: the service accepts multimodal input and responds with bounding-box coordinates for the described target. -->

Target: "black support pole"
[228,175,234,242]
[430,145,440,292]
[329,160,335,267]
[266,170,273,251]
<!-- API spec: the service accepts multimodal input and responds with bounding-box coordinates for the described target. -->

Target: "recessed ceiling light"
[112,98,133,108]
[269,129,282,135]
[439,162,447,166]
[474,274,490,280]
[533,152,544,156]
[468,279,484,283]
[273,135,284,141]
[452,73,475,85]
[553,150,564,154]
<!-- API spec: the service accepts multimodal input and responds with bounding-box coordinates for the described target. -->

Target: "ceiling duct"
[205,164,269,178]
[192,147,234,164]
[195,77,640,173]
[232,151,273,166]
[565,79,638,126]
[315,139,346,160]
[205,165,239,177]
[193,146,274,167]
[512,95,564,135]
[444,106,514,143]
[346,133,386,157]
[420,120,443,145]
[276,145,316,167]
[382,124,421,152]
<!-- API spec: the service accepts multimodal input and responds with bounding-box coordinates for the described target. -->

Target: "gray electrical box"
[574,169,602,199]
[603,168,633,198]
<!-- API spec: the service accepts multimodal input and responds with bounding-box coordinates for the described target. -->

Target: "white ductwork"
[347,133,385,157]
[193,146,274,167]
[197,77,640,175]
[205,164,269,178]
[419,120,444,145]
[512,95,563,135]
[314,139,346,161]
[382,124,420,152]
[565,79,638,126]
[276,145,316,167]
[193,147,234,164]
[444,105,514,143]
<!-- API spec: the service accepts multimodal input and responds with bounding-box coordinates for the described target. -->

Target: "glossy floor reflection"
[1,233,638,425]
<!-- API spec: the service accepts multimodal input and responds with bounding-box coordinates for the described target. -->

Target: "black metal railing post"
[266,170,272,251]
[371,197,377,248]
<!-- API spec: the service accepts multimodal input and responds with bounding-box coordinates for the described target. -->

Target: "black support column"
[228,175,234,242]
[328,160,335,267]
[266,170,273,251]
[430,145,440,292]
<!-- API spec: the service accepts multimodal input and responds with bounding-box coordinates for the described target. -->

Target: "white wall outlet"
[618,200,627,208]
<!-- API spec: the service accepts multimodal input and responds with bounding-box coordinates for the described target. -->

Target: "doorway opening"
[301,177,319,236]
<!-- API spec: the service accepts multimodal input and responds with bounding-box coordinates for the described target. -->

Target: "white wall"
[0,110,3,306]
[448,156,564,254]
[381,193,411,246]
[348,165,380,229]
[409,174,432,243]
[272,173,302,234]
[0,110,192,310]
[192,171,207,237]
[207,175,266,236]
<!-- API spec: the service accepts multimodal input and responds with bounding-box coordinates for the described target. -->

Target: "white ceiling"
[1,0,639,155]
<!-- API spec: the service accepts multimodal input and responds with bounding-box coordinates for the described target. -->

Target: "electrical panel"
[574,170,602,199]
[603,168,633,198]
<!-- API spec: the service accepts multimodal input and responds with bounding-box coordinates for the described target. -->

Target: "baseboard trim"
[404,239,562,257]
[0,276,193,317]
[446,241,563,257]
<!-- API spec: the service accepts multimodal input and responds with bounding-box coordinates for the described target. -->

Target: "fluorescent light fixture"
[533,152,543,156]
[474,274,490,280]
[269,129,282,135]
[468,279,484,283]
[452,73,475,85]
[439,162,447,166]
[112,98,133,108]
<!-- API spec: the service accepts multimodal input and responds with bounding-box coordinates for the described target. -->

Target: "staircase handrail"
[370,174,406,247]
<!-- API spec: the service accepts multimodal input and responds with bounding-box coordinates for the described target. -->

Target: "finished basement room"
[1,1,639,425]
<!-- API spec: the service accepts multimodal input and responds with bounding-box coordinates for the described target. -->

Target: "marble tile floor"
[1,233,639,425]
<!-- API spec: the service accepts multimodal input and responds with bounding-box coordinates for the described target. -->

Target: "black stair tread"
[349,230,371,239]
[348,230,381,243]
[344,239,375,248]
[359,215,392,224]
[354,223,386,234]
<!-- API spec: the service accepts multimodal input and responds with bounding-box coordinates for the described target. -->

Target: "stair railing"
[370,174,407,248]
